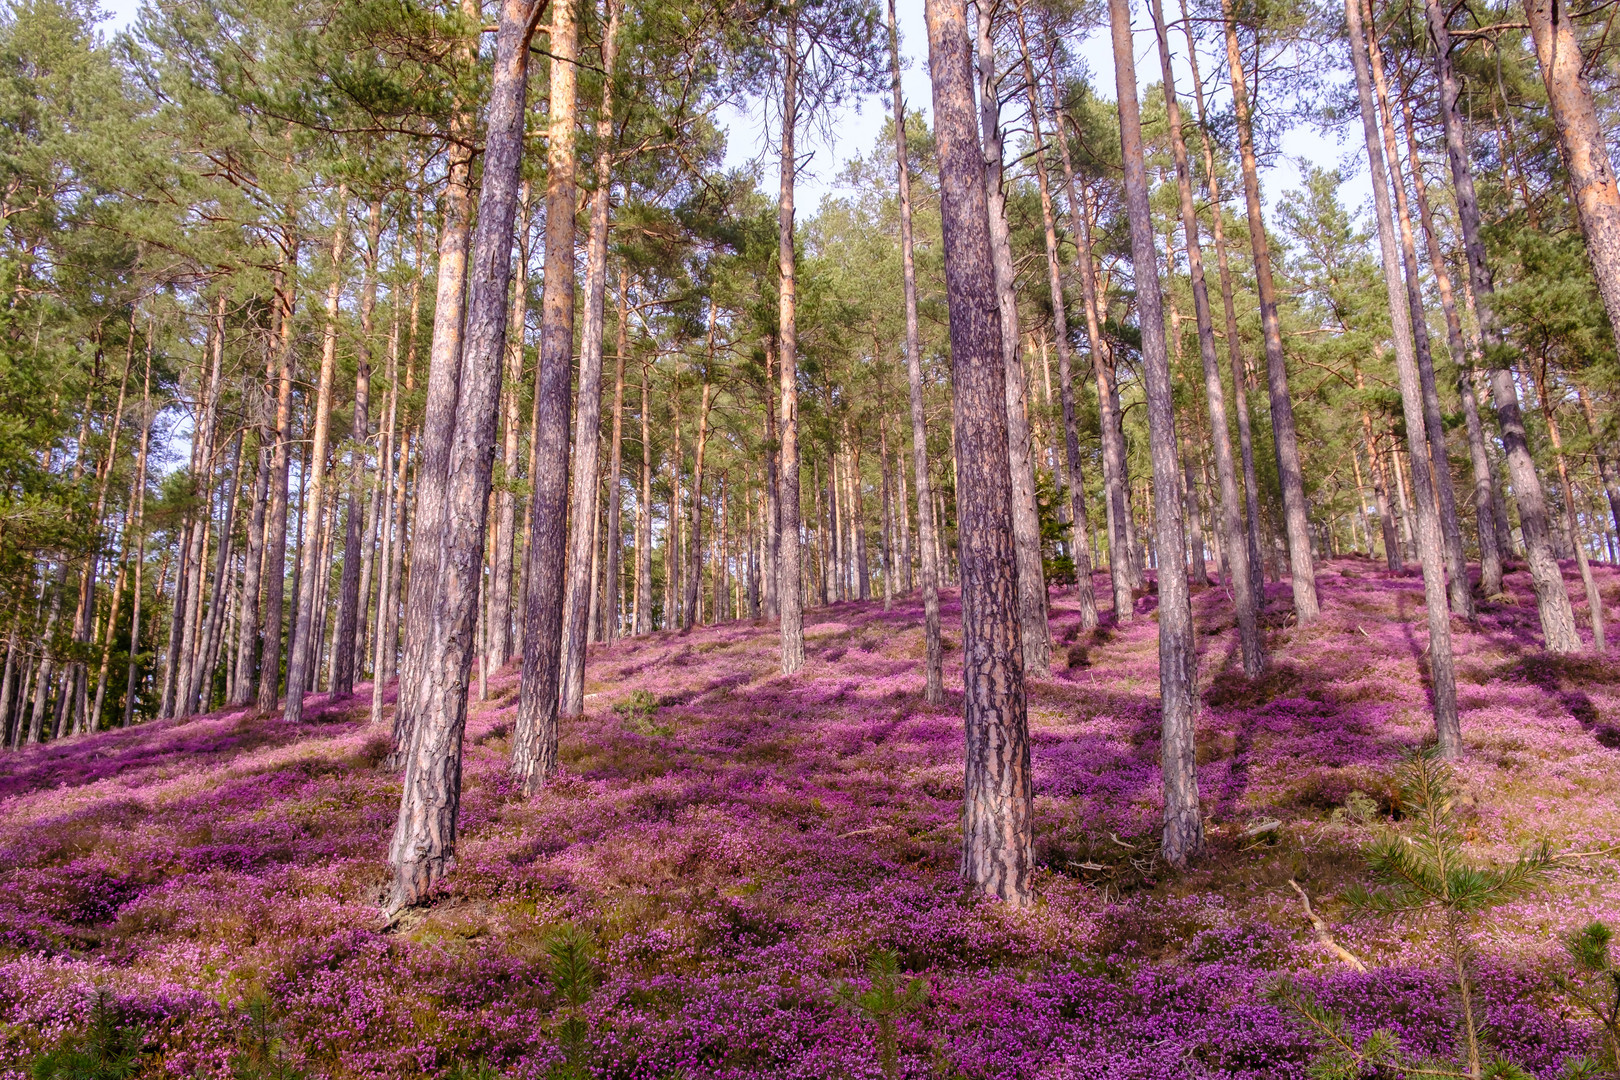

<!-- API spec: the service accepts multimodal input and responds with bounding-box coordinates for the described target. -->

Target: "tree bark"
[776,17,806,674]
[1424,0,1579,652]
[682,311,717,630]
[603,271,629,643]
[1148,0,1260,672]
[1361,4,1472,619]
[975,4,1050,678]
[635,364,653,634]
[924,0,1032,907]
[1534,366,1605,650]
[1013,0,1097,631]
[388,0,542,914]
[490,181,531,672]
[1221,0,1319,621]
[371,265,405,724]
[285,189,348,723]
[1110,0,1203,865]
[512,0,578,794]
[1346,0,1461,756]
[1523,0,1620,354]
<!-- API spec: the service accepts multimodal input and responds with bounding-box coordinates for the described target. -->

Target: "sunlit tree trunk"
[975,4,1050,677]
[1533,367,1605,650]
[635,365,653,634]
[1013,0,1097,630]
[1111,0,1203,864]
[603,272,629,644]
[1220,0,1318,621]
[389,0,541,912]
[370,273,405,724]
[1425,0,1578,652]
[1346,0,1461,756]
[776,16,806,674]
[924,0,1031,907]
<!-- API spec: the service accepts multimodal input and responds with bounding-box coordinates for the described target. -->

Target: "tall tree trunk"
[1111,0,1203,864]
[850,427,871,601]
[1346,0,1461,756]
[1361,397,1401,570]
[603,272,628,643]
[975,4,1050,677]
[1534,367,1605,649]
[286,189,348,724]
[1148,0,1259,671]
[924,0,1031,907]
[258,245,299,715]
[1221,0,1319,621]
[512,0,579,794]
[1178,0,1266,606]
[1425,0,1579,652]
[232,369,273,707]
[190,433,244,714]
[1013,0,1097,630]
[1523,0,1620,354]
[390,0,541,912]
[1361,4,1472,619]
[334,199,381,697]
[682,310,716,631]
[1394,84,1503,600]
[635,365,653,634]
[392,0,482,764]
[776,17,806,674]
[561,3,622,713]
[491,182,532,672]
[371,266,406,725]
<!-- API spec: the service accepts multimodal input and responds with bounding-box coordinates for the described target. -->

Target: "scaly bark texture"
[1221,0,1319,621]
[512,0,578,794]
[491,181,532,672]
[1524,0,1620,353]
[925,0,1032,907]
[1425,0,1579,653]
[1109,0,1202,866]
[1347,0,1461,756]
[776,17,806,675]
[975,5,1050,678]
[389,0,541,911]
[1148,0,1260,674]
[886,0,943,704]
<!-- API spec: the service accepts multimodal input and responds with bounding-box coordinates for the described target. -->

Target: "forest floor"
[3,557,1620,1079]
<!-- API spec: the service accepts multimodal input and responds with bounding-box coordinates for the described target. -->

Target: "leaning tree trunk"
[1362,5,1472,619]
[776,16,806,675]
[886,0,944,704]
[1425,0,1579,652]
[1347,0,1461,757]
[1110,0,1203,865]
[924,0,1032,907]
[975,4,1050,678]
[512,0,579,794]
[1221,0,1319,622]
[1012,0,1097,631]
[387,0,541,913]
[1524,0,1620,356]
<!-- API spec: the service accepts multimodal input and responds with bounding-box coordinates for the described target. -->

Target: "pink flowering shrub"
[1,558,1617,1078]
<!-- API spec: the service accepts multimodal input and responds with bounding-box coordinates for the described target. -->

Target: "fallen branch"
[1288,879,1369,973]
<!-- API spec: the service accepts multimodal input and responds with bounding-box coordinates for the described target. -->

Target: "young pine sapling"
[835,949,929,1080]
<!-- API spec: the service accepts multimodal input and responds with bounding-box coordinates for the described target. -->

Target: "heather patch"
[1,559,1617,1077]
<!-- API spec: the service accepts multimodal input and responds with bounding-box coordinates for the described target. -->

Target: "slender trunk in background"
[683,368,714,628]
[1362,5,1472,619]
[761,341,780,619]
[390,0,540,912]
[560,2,621,713]
[1221,0,1318,621]
[635,366,653,634]
[334,199,381,697]
[1178,0,1266,606]
[850,427,871,600]
[1346,0,1461,756]
[1534,368,1605,649]
[232,357,274,706]
[878,418,894,611]
[1361,397,1401,570]
[1578,387,1620,541]
[1110,0,1203,864]
[1396,88,1504,597]
[887,1,942,701]
[392,0,481,764]
[123,327,156,727]
[1524,0,1620,353]
[924,0,1031,907]
[190,433,244,714]
[975,4,1050,677]
[1391,443,1415,560]
[258,243,299,715]
[371,274,405,725]
[491,183,532,672]
[286,189,348,724]
[777,16,806,674]
[1425,0,1578,652]
[1149,0,1259,672]
[1013,0,1097,630]
[512,0,579,794]
[603,273,629,643]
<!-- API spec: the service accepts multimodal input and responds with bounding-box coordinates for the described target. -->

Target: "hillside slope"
[2,558,1619,1078]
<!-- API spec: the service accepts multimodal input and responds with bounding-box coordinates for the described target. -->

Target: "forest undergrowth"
[2,556,1619,1079]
